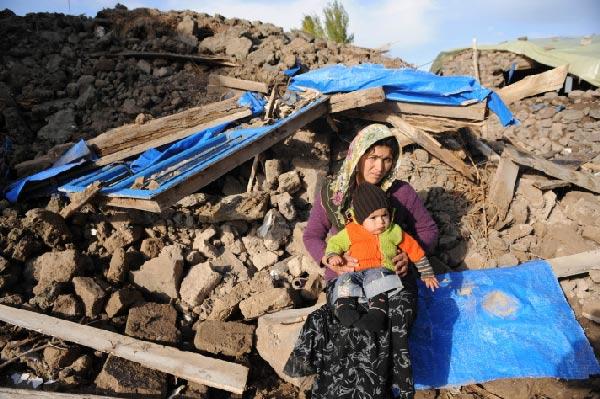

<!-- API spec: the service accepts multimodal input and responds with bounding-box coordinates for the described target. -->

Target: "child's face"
[361,208,390,234]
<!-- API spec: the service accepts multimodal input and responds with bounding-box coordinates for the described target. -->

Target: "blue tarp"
[410,260,600,388]
[289,64,516,126]
[59,97,328,199]
[237,91,267,116]
[5,139,95,203]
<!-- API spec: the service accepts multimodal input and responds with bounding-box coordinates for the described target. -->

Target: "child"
[325,182,439,331]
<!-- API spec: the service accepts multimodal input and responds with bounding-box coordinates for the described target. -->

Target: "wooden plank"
[497,65,569,105]
[547,249,600,278]
[88,96,246,156]
[503,145,600,194]
[0,388,121,399]
[94,109,252,166]
[364,99,487,121]
[108,97,329,212]
[356,112,475,180]
[0,305,248,394]
[60,181,101,219]
[329,87,385,113]
[208,74,269,94]
[487,153,520,226]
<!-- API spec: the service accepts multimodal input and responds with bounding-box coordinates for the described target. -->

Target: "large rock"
[23,208,71,248]
[95,355,167,397]
[194,320,255,357]
[180,261,222,308]
[37,109,76,144]
[105,288,143,318]
[32,249,85,295]
[256,301,324,387]
[242,234,279,270]
[195,192,269,223]
[52,294,83,318]
[291,157,327,204]
[560,191,600,227]
[257,209,291,251]
[239,288,294,319]
[225,37,252,59]
[72,277,107,317]
[207,271,275,320]
[132,245,184,300]
[125,302,179,345]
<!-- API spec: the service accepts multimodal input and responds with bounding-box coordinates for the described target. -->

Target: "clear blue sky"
[2,0,598,68]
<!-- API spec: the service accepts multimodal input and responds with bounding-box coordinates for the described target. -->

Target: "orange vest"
[346,222,425,272]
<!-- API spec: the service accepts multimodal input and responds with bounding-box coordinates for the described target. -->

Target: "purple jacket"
[303,180,439,284]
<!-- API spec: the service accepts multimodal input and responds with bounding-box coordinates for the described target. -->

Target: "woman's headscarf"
[321,123,403,230]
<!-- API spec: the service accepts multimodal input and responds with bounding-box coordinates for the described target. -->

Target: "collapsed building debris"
[0,5,599,399]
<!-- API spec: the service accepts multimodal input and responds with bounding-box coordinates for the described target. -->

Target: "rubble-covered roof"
[431,35,600,87]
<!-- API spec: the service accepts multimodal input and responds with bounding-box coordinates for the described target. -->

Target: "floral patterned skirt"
[284,285,417,399]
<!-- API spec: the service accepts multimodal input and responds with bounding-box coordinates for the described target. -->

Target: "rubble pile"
[436,49,534,89]
[0,6,405,171]
[0,6,598,399]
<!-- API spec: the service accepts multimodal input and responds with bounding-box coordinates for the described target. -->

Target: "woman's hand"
[322,253,356,275]
[393,249,409,277]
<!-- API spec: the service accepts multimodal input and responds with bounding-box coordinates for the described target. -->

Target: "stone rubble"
[0,5,598,399]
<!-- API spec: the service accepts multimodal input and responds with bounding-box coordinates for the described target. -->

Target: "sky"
[1,0,598,69]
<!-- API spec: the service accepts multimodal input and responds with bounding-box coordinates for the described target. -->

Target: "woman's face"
[356,145,394,185]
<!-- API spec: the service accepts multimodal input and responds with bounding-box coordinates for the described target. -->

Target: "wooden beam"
[0,305,248,394]
[359,112,475,180]
[94,109,252,166]
[497,65,569,105]
[363,100,487,121]
[487,153,520,227]
[103,97,330,212]
[88,96,247,157]
[329,87,385,113]
[546,249,600,278]
[0,388,121,399]
[60,181,101,219]
[208,74,269,94]
[503,145,600,194]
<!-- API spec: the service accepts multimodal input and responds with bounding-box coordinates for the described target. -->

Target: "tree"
[301,1,354,44]
[301,14,325,39]
[323,0,353,44]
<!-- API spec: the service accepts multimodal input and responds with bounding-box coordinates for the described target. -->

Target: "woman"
[285,123,438,399]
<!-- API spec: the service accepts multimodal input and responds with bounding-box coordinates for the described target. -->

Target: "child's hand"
[327,255,344,267]
[422,276,440,292]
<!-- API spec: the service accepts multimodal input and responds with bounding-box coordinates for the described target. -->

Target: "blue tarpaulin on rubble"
[4,93,266,203]
[410,260,600,388]
[4,139,95,203]
[289,64,515,126]
[59,97,328,199]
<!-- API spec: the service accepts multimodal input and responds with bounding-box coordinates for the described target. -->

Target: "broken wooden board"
[497,65,569,105]
[364,99,487,121]
[547,249,600,278]
[88,95,248,157]
[101,96,330,212]
[208,74,269,94]
[356,111,475,180]
[94,109,252,166]
[60,181,101,219]
[329,87,385,113]
[0,304,248,394]
[487,153,520,227]
[344,107,484,134]
[503,145,600,194]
